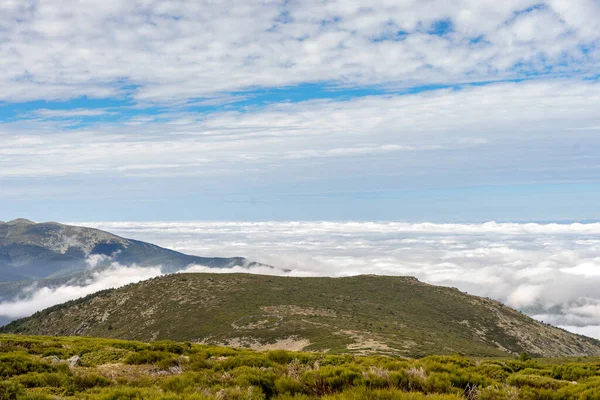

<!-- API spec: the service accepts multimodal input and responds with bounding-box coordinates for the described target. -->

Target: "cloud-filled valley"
[3,220,600,339]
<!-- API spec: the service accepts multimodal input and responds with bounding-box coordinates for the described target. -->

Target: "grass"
[1,334,600,399]
[3,274,600,358]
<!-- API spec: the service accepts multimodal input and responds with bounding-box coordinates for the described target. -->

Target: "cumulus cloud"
[0,1,598,103]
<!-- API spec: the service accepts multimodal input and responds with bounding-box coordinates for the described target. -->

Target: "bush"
[215,354,274,371]
[507,374,570,390]
[234,367,277,397]
[274,376,305,395]
[2,334,600,400]
[14,372,68,388]
[149,340,190,355]
[0,381,23,400]
[320,387,463,399]
[551,364,598,381]
[71,373,112,391]
[268,350,294,364]
[124,351,175,365]
[301,366,363,396]
[0,354,56,378]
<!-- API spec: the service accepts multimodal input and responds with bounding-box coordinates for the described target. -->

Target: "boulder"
[67,355,82,367]
[43,355,61,364]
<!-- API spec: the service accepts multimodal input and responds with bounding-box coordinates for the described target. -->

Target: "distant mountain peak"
[0,220,273,285]
[5,218,36,225]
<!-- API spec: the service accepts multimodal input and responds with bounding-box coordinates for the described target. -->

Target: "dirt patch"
[340,330,405,355]
[204,336,310,351]
[94,363,157,381]
[258,337,311,351]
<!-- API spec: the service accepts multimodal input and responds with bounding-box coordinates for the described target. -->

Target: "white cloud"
[1,80,599,191]
[558,326,600,340]
[85,253,111,269]
[28,108,113,118]
[0,1,598,102]
[507,285,543,308]
[0,264,164,319]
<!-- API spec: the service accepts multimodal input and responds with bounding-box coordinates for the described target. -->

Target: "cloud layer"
[2,80,600,185]
[1,1,599,102]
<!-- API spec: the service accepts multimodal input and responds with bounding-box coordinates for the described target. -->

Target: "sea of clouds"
[2,220,600,339]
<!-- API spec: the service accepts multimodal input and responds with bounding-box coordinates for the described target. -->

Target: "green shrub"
[81,348,130,366]
[423,372,455,394]
[0,354,56,378]
[149,340,190,355]
[321,387,462,399]
[14,372,68,388]
[110,341,149,352]
[274,376,305,395]
[268,350,294,364]
[1,334,600,400]
[301,366,363,396]
[124,351,174,365]
[160,374,197,394]
[83,386,180,399]
[215,354,274,371]
[507,374,570,390]
[475,384,521,400]
[551,364,598,381]
[0,381,23,400]
[71,373,112,391]
[156,356,181,370]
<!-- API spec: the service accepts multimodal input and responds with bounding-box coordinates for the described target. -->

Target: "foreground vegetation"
[1,334,600,399]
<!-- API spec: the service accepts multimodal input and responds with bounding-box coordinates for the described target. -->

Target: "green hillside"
[1,334,600,399]
[4,273,600,358]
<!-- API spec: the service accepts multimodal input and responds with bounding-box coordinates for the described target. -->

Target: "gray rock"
[43,355,61,364]
[67,355,82,367]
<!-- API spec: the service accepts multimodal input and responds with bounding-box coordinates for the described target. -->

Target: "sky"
[1,0,600,221]
[2,1,600,338]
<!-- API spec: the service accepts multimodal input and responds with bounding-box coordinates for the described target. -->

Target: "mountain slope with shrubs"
[4,273,600,358]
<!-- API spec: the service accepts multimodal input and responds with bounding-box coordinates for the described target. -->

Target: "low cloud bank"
[3,221,600,340]
[0,264,163,319]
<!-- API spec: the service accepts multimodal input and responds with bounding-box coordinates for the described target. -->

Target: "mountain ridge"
[4,272,600,358]
[0,219,272,302]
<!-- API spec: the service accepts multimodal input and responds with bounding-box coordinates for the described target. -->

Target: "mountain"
[0,219,268,301]
[4,273,600,358]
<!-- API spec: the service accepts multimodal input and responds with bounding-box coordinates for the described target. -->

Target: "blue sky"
[1,0,600,222]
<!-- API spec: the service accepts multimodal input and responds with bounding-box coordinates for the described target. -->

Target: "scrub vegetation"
[4,274,600,358]
[1,334,600,400]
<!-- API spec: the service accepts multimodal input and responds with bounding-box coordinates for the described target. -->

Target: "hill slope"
[4,273,600,358]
